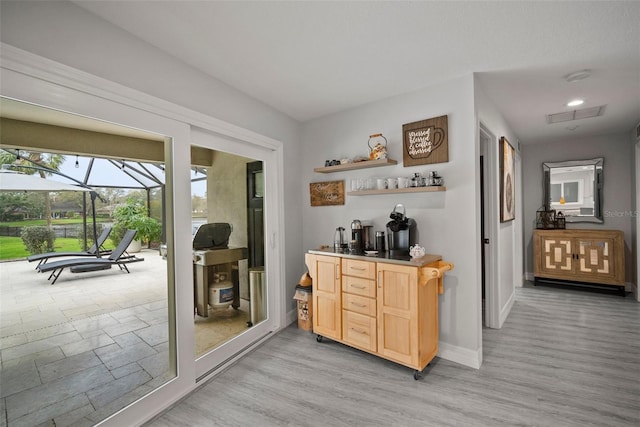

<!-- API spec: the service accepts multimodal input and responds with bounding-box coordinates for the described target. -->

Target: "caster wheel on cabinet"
[316,335,323,343]
[413,371,421,380]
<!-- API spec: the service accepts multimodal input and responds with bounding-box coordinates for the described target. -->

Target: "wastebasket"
[293,284,312,331]
[248,267,266,326]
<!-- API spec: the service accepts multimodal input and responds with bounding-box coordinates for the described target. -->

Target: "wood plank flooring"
[147,284,640,426]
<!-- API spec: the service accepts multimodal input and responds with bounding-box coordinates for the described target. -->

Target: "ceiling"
[33,2,640,144]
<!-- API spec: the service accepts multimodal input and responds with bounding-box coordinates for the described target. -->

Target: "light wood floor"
[148,284,640,427]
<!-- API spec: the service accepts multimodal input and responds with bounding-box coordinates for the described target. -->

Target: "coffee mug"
[386,177,398,189]
[376,178,387,190]
[397,177,409,188]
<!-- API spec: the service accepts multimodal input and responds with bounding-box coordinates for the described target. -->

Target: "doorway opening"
[480,124,498,329]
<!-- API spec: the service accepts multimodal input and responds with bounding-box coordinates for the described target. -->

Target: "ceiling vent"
[546,105,606,124]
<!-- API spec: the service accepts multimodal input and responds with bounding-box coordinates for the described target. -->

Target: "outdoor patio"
[0,249,172,426]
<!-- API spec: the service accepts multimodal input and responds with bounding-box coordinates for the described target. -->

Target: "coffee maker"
[386,204,416,257]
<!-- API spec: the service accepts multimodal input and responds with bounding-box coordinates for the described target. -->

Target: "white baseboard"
[286,308,297,326]
[438,341,481,369]
[499,291,515,328]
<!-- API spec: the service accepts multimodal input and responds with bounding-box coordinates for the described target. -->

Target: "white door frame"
[480,123,500,329]
[0,43,286,426]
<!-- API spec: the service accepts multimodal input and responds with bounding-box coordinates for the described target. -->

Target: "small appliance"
[350,219,364,254]
[386,204,416,257]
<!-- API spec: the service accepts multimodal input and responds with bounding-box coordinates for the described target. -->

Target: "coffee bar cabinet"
[532,229,625,295]
[305,251,453,379]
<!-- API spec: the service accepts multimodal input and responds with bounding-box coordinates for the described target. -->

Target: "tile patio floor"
[0,249,172,427]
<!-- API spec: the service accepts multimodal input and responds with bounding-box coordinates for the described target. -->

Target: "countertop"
[307,248,442,268]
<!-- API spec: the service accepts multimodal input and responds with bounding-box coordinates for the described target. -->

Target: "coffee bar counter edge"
[307,248,442,268]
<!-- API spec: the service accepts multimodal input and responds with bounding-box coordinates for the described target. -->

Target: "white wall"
[522,133,634,284]
[474,77,521,327]
[301,75,482,367]
[0,0,304,309]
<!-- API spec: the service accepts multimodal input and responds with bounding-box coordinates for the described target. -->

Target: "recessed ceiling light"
[567,99,584,107]
[566,125,579,131]
[564,69,591,82]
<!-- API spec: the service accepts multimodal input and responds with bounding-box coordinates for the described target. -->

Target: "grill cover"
[193,223,232,250]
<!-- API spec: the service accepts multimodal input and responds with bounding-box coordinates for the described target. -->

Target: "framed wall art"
[402,115,449,167]
[500,136,516,222]
[309,180,345,206]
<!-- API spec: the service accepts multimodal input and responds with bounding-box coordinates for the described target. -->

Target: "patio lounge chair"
[37,229,144,284]
[27,227,113,268]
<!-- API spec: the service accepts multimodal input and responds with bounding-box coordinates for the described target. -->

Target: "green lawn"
[0,236,115,261]
[0,219,108,227]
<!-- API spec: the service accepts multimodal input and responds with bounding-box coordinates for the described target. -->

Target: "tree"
[0,150,65,227]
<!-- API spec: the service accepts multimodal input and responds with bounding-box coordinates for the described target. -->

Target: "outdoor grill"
[191,223,248,317]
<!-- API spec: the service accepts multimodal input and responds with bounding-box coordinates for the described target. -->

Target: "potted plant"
[111,200,161,252]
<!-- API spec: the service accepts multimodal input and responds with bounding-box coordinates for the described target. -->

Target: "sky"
[57,155,206,197]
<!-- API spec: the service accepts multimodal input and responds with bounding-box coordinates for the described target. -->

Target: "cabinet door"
[376,263,418,367]
[575,238,618,281]
[537,234,573,276]
[307,254,341,340]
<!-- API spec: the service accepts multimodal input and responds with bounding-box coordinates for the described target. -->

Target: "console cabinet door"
[306,254,341,340]
[376,263,418,367]
[537,234,574,277]
[575,237,618,282]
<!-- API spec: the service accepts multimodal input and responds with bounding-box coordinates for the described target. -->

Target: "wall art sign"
[500,136,516,222]
[402,115,449,167]
[309,180,345,206]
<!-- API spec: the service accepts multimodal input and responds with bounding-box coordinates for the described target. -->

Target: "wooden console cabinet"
[532,229,625,294]
[305,252,453,379]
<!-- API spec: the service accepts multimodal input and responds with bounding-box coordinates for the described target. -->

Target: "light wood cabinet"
[306,254,342,340]
[533,229,625,294]
[341,258,378,353]
[305,252,453,378]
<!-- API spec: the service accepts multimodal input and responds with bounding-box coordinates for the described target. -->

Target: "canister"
[375,231,385,252]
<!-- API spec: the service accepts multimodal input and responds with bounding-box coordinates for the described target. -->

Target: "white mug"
[376,178,387,190]
[397,177,409,188]
[386,177,398,189]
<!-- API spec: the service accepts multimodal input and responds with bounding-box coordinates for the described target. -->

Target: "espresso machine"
[386,204,416,257]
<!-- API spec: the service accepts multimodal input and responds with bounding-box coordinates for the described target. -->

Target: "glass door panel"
[191,148,266,358]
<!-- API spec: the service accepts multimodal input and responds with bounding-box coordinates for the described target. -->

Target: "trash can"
[293,284,313,331]
[248,267,266,326]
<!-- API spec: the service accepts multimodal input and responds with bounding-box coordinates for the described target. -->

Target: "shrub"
[21,226,55,254]
[77,223,106,250]
[111,200,161,246]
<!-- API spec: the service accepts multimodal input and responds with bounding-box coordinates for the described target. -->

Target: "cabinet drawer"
[342,310,377,352]
[342,275,376,298]
[342,259,376,279]
[343,293,376,317]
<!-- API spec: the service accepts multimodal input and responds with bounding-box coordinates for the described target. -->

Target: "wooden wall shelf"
[347,186,446,196]
[314,158,398,173]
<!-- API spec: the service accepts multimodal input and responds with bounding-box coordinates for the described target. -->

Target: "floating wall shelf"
[314,158,398,173]
[347,186,446,196]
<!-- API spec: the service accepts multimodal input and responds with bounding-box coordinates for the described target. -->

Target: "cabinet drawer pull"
[336,264,340,280]
[350,266,366,271]
[351,284,366,289]
[350,327,368,335]
[351,302,366,307]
